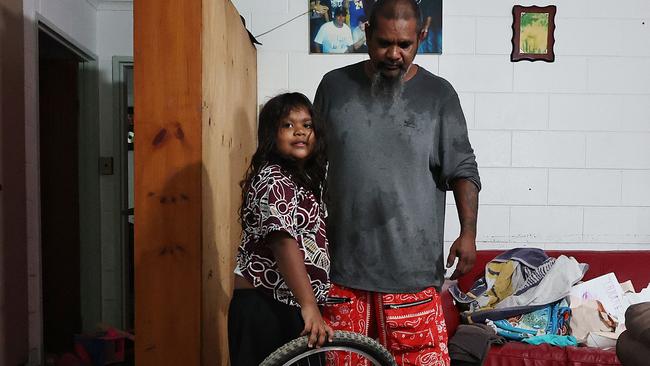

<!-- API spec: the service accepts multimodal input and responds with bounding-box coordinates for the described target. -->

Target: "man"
[310,1,330,53]
[329,0,345,19]
[416,0,442,53]
[347,0,366,31]
[351,15,368,53]
[314,0,480,364]
[314,7,354,53]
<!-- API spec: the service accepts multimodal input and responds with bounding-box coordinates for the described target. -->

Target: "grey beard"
[370,70,406,104]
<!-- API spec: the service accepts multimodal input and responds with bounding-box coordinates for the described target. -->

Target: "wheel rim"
[280,345,384,365]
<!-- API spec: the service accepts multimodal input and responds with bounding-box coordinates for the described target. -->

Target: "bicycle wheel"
[260,330,396,366]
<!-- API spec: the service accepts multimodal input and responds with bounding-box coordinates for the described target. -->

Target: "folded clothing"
[522,334,577,347]
[450,248,587,321]
[487,299,571,341]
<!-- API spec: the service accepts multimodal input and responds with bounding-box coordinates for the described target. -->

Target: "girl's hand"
[267,232,333,347]
[300,303,334,348]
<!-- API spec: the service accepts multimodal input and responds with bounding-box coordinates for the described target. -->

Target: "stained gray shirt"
[314,61,480,293]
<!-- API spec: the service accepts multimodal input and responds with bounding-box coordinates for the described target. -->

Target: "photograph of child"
[309,0,442,54]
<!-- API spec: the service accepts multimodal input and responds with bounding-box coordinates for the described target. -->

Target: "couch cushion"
[566,346,619,365]
[485,343,620,366]
[553,251,650,288]
[441,280,460,337]
[486,343,567,366]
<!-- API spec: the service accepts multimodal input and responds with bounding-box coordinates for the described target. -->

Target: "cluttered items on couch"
[568,272,650,348]
[449,248,650,349]
[443,249,650,366]
[449,248,586,346]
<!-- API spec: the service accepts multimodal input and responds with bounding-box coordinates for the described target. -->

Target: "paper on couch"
[570,273,626,321]
[585,331,620,349]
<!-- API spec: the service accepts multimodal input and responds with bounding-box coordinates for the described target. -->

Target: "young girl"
[228,92,333,366]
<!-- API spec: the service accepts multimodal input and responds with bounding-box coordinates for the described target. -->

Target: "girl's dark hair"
[239,92,328,223]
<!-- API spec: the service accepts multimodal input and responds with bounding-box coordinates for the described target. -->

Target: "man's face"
[366,16,420,79]
[335,13,345,27]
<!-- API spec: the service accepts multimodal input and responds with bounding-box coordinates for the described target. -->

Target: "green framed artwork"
[511,5,556,62]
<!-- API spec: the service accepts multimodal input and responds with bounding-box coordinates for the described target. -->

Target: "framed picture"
[309,0,442,54]
[511,5,556,62]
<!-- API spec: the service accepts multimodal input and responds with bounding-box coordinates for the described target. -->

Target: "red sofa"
[442,250,650,366]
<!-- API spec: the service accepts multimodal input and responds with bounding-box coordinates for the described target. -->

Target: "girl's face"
[275,107,316,166]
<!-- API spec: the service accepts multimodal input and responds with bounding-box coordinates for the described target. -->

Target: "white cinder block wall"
[231,0,650,253]
[97,0,134,334]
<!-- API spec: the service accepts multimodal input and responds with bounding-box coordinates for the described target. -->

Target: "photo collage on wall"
[309,0,442,54]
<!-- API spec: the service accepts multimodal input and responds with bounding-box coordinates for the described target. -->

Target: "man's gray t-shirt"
[314,61,480,293]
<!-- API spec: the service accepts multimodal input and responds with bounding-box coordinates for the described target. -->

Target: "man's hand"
[312,3,329,14]
[419,16,432,41]
[446,234,476,280]
[300,303,334,348]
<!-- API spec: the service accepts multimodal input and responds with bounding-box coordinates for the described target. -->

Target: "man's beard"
[370,68,406,103]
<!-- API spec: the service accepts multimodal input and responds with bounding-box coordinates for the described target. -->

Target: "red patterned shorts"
[322,283,450,366]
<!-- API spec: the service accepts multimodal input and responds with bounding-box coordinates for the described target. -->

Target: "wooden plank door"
[134,1,256,365]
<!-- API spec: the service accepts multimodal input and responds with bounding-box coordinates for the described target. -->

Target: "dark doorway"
[124,66,134,331]
[120,62,135,331]
[38,29,83,355]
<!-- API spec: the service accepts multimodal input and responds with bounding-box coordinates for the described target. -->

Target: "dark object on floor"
[449,323,505,366]
[74,328,126,366]
[55,353,83,366]
[616,302,650,366]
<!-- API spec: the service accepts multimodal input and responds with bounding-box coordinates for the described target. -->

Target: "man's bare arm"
[446,178,479,280]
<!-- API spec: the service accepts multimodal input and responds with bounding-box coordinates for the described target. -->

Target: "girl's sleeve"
[248,173,299,241]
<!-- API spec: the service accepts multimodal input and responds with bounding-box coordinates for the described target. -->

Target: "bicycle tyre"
[260,330,397,366]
